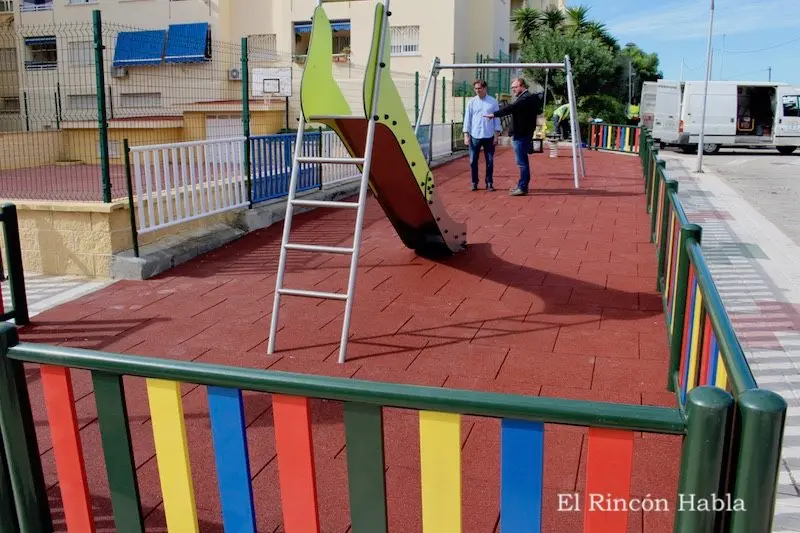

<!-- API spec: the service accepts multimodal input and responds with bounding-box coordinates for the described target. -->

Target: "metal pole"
[436,62,566,69]
[414,57,438,134]
[92,9,112,202]
[427,69,438,166]
[338,0,392,363]
[241,37,252,206]
[1,205,28,326]
[673,386,733,533]
[122,140,139,259]
[628,57,632,110]
[695,0,715,173]
[729,389,787,533]
[414,71,419,122]
[564,56,581,188]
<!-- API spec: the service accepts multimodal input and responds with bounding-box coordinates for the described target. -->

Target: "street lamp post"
[695,0,715,172]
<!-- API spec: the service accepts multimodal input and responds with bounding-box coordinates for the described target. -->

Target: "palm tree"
[565,6,591,37]
[511,7,543,45]
[586,21,619,52]
[541,6,566,31]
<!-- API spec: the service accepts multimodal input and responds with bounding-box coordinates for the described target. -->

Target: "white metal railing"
[390,26,420,56]
[0,0,13,12]
[321,130,361,187]
[20,0,52,11]
[129,136,249,235]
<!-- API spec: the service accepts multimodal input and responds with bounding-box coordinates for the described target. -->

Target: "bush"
[578,94,628,125]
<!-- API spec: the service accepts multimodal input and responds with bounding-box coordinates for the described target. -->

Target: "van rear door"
[652,80,681,142]
[640,82,657,130]
[776,86,800,140]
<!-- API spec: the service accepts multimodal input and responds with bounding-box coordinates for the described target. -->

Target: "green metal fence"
[0,204,28,326]
[639,126,787,532]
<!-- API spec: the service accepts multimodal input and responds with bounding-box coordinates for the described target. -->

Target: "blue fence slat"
[249,131,322,204]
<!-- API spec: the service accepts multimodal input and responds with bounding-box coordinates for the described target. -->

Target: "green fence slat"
[344,402,388,533]
[0,325,52,533]
[92,371,144,533]
[0,430,19,533]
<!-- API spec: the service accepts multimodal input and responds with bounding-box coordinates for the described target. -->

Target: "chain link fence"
[0,10,472,203]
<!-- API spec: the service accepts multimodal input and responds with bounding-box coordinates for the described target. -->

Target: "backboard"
[252,67,292,97]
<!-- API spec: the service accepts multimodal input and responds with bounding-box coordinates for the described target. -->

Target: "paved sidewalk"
[17,148,679,532]
[2,273,114,320]
[662,153,800,532]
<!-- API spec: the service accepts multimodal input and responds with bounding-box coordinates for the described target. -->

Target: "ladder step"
[292,199,359,209]
[284,243,354,254]
[278,288,348,301]
[296,156,366,164]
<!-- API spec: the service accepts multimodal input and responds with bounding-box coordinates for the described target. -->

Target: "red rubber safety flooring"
[18,147,680,532]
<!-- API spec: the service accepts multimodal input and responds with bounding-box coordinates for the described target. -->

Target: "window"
[782,95,800,118]
[68,41,93,67]
[23,36,57,70]
[0,97,20,114]
[67,0,97,4]
[248,34,277,60]
[120,92,162,108]
[293,19,350,58]
[67,94,95,110]
[21,0,53,12]
[390,26,419,56]
[0,48,16,71]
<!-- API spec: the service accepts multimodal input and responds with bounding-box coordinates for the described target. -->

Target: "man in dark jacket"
[484,78,542,196]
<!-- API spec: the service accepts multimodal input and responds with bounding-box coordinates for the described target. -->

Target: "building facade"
[0,0,564,142]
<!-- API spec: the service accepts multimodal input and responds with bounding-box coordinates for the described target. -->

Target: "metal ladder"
[266,0,391,364]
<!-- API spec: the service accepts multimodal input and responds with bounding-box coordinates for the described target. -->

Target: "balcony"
[20,0,52,11]
[0,0,13,12]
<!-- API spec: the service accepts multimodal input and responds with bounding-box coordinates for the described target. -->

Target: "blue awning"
[164,22,211,63]
[112,30,166,67]
[294,20,350,33]
[23,36,56,45]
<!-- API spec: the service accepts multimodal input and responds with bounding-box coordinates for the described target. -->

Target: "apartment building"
[0,0,563,143]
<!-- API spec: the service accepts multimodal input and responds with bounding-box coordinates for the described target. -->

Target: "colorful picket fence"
[638,126,787,532]
[2,324,754,533]
[589,123,640,153]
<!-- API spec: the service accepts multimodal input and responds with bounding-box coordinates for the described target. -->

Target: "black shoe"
[471,184,478,191]
[487,184,495,192]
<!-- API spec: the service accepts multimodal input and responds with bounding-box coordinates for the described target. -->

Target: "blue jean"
[468,136,495,186]
[512,135,532,192]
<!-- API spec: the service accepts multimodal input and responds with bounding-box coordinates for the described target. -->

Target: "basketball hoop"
[252,68,291,110]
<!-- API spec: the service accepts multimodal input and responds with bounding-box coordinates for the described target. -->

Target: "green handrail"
[685,239,758,393]
[7,335,685,434]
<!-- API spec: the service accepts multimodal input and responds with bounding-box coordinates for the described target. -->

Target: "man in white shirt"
[462,79,501,191]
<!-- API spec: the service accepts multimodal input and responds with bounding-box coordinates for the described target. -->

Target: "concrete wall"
[0,196,242,278]
[0,130,62,170]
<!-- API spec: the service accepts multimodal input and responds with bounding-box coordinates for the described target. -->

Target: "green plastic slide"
[298,2,466,255]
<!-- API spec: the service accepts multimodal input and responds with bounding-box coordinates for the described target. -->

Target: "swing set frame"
[414,55,587,188]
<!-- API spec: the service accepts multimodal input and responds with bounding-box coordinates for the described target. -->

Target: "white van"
[640,80,683,146]
[677,81,800,155]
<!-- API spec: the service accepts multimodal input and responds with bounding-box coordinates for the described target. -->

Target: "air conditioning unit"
[228,68,242,81]
[111,67,128,78]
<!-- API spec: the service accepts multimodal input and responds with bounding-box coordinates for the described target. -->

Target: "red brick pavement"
[18,147,680,532]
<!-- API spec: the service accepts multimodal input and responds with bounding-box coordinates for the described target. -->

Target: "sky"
[570,0,800,86]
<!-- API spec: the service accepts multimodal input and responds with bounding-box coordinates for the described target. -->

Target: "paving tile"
[18,150,681,532]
